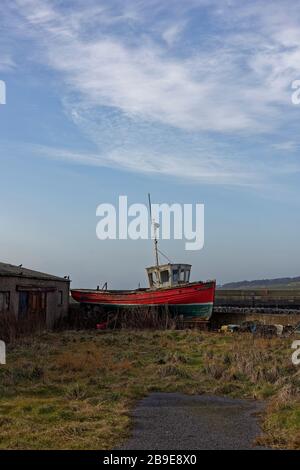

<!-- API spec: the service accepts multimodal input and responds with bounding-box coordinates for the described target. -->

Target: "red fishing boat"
[71,196,216,322]
[71,267,215,321]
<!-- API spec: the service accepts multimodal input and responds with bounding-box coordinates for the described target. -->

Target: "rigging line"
[157,249,173,264]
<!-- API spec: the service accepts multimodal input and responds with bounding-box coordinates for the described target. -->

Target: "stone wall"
[211,310,300,329]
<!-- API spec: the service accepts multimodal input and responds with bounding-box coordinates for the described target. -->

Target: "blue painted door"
[18,292,29,317]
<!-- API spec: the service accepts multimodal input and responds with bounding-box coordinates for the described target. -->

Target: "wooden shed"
[0,262,70,329]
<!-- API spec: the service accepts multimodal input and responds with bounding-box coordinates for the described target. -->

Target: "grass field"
[0,330,299,449]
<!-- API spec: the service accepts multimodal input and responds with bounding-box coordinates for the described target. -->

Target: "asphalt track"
[120,393,266,450]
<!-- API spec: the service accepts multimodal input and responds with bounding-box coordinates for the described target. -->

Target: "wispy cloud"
[272,141,298,152]
[0,53,15,71]
[29,139,300,189]
[2,0,300,186]
[161,22,186,46]
[8,0,298,133]
[33,143,259,186]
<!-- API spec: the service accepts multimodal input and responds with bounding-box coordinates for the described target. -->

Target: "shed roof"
[0,262,70,282]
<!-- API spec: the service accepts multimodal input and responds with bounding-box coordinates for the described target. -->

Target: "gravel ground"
[120,393,266,450]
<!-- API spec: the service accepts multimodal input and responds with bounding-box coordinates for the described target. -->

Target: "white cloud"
[272,141,298,152]
[9,0,298,133]
[0,53,15,71]
[32,143,259,186]
[162,22,186,46]
[4,0,300,186]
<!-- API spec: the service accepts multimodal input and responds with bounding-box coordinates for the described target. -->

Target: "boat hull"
[71,281,216,322]
[89,302,214,321]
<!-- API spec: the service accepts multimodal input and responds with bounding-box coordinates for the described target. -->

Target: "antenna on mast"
[148,193,160,271]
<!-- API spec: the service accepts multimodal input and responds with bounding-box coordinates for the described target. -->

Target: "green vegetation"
[0,330,299,449]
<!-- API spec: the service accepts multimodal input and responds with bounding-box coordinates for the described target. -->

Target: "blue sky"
[1,0,300,288]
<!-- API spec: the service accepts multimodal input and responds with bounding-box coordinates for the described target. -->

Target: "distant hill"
[221,276,300,290]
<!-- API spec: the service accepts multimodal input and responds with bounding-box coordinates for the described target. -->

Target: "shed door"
[18,291,47,325]
[19,292,29,318]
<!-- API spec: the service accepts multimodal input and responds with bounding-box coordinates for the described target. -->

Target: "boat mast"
[148,193,160,271]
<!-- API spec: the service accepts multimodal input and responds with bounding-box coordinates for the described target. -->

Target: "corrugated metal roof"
[0,262,70,282]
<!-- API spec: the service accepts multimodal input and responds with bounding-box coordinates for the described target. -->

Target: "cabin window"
[160,270,169,284]
[185,270,191,282]
[172,269,179,282]
[148,273,154,287]
[58,290,63,306]
[0,292,10,313]
[180,270,185,281]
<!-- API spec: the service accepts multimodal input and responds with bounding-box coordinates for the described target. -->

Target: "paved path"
[120,393,266,450]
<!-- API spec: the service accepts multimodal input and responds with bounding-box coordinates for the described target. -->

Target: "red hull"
[71,281,216,306]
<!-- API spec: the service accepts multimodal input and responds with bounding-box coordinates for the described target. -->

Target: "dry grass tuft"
[0,330,299,449]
